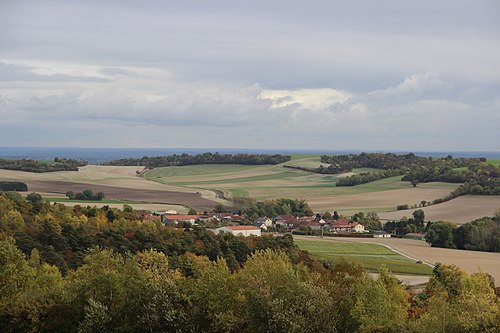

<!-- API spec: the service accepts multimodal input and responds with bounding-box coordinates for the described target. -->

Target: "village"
[138,210,395,238]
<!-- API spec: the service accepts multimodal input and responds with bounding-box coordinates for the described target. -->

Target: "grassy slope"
[144,155,459,211]
[295,239,432,275]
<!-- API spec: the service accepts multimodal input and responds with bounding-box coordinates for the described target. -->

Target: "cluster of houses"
[153,211,370,237]
[266,215,365,234]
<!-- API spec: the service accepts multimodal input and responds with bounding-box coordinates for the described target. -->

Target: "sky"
[1,0,499,151]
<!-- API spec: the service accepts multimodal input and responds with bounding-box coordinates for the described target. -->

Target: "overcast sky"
[1,0,499,151]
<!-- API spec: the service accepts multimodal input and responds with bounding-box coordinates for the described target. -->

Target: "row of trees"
[426,215,500,252]
[336,169,404,186]
[104,153,291,168]
[65,189,105,201]
[0,181,28,191]
[0,157,87,173]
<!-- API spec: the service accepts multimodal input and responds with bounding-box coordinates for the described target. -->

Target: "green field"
[295,239,432,275]
[143,155,459,211]
[487,159,500,166]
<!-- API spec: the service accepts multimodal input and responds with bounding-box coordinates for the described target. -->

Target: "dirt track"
[294,235,500,284]
[24,180,217,211]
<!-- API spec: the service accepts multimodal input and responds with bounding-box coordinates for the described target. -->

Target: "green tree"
[425,221,456,248]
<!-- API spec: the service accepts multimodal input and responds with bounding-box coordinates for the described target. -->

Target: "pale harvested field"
[306,187,455,212]
[0,166,204,192]
[145,161,459,213]
[379,195,500,224]
[295,236,500,284]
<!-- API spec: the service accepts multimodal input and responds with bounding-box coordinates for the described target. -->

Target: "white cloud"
[0,59,499,150]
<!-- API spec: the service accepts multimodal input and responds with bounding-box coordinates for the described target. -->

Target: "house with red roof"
[327,219,365,233]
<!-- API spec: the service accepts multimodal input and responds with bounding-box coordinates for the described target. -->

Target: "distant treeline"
[0,157,87,173]
[320,152,483,171]
[0,181,28,191]
[104,152,291,168]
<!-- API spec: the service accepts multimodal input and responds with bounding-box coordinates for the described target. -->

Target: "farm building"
[215,225,262,237]
[328,219,365,233]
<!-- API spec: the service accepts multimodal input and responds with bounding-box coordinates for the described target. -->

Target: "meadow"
[294,238,432,275]
[145,154,459,212]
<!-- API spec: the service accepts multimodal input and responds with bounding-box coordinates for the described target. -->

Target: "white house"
[256,217,273,227]
[215,226,262,237]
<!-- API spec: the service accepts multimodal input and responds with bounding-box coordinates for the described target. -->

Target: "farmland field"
[1,155,498,221]
[380,195,500,224]
[0,166,221,211]
[294,238,432,275]
[294,236,500,284]
[144,155,461,212]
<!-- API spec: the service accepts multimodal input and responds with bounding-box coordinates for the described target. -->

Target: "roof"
[223,225,260,231]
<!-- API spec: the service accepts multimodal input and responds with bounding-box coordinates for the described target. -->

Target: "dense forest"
[104,152,291,168]
[0,157,87,172]
[0,192,499,332]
